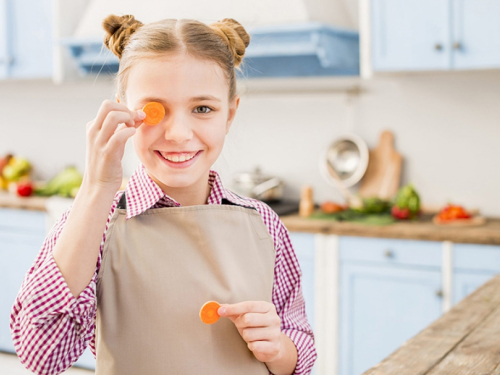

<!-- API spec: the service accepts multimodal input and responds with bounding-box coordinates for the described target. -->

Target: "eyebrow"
[139,95,222,104]
[189,95,222,103]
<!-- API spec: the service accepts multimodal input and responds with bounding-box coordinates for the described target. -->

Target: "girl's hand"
[218,301,283,363]
[84,100,145,193]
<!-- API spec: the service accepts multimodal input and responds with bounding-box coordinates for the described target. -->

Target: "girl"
[10,15,316,375]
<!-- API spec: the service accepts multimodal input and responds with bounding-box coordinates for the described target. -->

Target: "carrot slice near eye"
[200,301,221,325]
[142,102,165,126]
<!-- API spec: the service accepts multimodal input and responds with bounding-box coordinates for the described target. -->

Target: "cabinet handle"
[434,43,443,51]
[453,42,462,50]
[436,290,443,298]
[384,250,394,258]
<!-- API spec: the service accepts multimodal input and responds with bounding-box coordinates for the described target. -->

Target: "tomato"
[392,205,411,220]
[16,182,33,197]
[437,204,471,221]
[321,201,345,214]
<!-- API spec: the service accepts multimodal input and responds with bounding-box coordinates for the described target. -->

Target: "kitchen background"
[2,0,500,374]
[2,71,500,214]
[1,0,499,215]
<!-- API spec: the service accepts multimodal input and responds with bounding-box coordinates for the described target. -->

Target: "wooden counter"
[363,274,500,375]
[281,214,500,245]
[0,191,48,211]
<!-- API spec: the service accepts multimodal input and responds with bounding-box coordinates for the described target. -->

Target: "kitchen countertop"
[363,274,500,374]
[280,213,500,245]
[2,192,500,245]
[0,191,48,211]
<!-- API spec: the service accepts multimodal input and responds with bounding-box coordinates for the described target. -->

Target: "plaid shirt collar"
[124,164,230,219]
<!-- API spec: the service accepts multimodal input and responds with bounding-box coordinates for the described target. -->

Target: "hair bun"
[102,14,143,59]
[210,18,250,67]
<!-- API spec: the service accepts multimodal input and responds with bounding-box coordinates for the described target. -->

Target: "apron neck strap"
[117,192,127,209]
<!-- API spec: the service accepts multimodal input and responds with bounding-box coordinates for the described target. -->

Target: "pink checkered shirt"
[10,164,316,374]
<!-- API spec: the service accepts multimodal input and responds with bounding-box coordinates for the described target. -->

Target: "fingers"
[218,301,272,317]
[240,327,280,343]
[106,126,136,158]
[247,340,280,361]
[92,100,134,131]
[97,111,137,145]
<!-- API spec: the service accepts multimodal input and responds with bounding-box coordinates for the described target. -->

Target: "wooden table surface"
[363,274,500,374]
[281,213,500,245]
[0,191,48,211]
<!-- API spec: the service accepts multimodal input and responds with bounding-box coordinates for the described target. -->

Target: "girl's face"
[125,52,239,197]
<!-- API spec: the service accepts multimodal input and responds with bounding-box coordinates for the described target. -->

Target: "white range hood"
[73,0,358,37]
[61,0,360,78]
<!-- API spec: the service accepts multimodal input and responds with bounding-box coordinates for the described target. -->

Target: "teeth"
[160,152,196,163]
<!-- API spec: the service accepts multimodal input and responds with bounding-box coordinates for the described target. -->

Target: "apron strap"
[117,192,127,209]
[221,197,257,212]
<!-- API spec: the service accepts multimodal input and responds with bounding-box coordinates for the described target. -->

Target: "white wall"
[1,70,499,216]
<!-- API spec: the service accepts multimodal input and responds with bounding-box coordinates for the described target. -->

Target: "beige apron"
[95,194,276,374]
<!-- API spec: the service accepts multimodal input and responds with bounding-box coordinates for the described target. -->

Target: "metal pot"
[231,167,284,202]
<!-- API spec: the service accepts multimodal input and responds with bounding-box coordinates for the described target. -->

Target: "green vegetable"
[2,157,31,181]
[353,197,392,214]
[310,209,395,226]
[393,184,421,219]
[35,166,83,197]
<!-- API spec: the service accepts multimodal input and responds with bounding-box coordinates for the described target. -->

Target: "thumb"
[217,304,237,320]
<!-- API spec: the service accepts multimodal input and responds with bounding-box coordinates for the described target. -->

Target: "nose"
[162,112,193,143]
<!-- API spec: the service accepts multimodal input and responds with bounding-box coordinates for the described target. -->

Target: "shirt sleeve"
[272,218,317,375]
[10,205,102,375]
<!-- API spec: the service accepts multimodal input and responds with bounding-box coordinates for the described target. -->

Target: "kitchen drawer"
[453,243,500,273]
[339,236,442,268]
[0,208,46,236]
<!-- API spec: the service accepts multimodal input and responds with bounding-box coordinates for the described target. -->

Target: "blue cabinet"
[339,237,443,375]
[0,0,53,79]
[0,0,9,78]
[371,0,450,71]
[453,243,500,305]
[371,0,500,71]
[0,208,46,352]
[289,232,315,330]
[0,208,96,370]
[452,0,500,69]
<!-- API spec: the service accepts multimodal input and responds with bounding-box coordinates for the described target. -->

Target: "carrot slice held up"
[200,301,221,325]
[142,102,165,126]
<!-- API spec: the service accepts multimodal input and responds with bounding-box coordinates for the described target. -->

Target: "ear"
[225,95,240,134]
[115,93,120,103]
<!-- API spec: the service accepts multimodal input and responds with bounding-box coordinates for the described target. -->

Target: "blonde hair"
[102,14,250,102]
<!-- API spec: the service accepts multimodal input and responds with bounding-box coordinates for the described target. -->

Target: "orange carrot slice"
[142,102,165,126]
[200,301,221,325]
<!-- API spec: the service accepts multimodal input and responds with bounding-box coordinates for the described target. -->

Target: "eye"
[194,106,212,114]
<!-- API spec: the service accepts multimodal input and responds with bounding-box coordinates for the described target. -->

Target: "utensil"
[320,133,369,189]
[326,160,363,209]
[359,130,402,199]
[232,167,284,202]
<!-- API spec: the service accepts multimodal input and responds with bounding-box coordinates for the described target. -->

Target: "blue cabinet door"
[451,0,500,69]
[453,243,500,305]
[339,263,442,375]
[0,0,10,78]
[0,209,46,352]
[9,0,53,79]
[371,0,451,71]
[453,271,497,305]
[288,232,315,330]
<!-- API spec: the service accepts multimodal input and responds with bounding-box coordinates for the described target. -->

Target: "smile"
[155,150,202,168]
[158,151,198,163]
